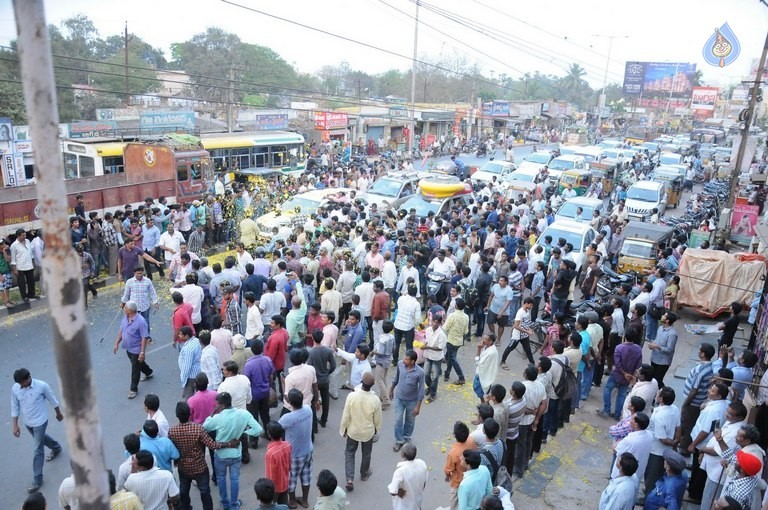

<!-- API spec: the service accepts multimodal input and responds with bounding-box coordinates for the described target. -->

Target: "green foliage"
[0,82,27,123]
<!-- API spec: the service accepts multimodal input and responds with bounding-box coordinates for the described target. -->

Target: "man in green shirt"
[444,298,470,385]
[203,392,263,510]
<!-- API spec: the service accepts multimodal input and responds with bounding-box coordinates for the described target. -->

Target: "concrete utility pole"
[727,30,768,210]
[13,1,110,509]
[409,0,419,156]
[228,66,235,133]
[124,21,133,105]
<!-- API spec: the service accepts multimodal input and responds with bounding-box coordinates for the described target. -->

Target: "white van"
[547,154,587,183]
[625,180,667,221]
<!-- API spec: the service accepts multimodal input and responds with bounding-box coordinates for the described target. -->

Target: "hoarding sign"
[730,203,759,244]
[2,153,18,186]
[0,117,12,141]
[139,111,195,131]
[691,86,719,118]
[69,120,117,138]
[252,114,289,130]
[622,62,697,97]
[314,112,348,130]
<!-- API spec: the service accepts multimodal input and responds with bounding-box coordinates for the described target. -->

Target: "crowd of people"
[9,141,768,510]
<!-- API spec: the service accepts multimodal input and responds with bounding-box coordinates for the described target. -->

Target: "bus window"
[79,156,95,177]
[177,163,188,181]
[103,156,124,174]
[209,149,229,172]
[232,148,250,170]
[64,153,78,179]
[271,145,286,167]
[253,147,268,168]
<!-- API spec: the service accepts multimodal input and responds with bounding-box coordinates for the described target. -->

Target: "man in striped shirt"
[124,450,180,510]
[121,267,159,333]
[679,343,716,454]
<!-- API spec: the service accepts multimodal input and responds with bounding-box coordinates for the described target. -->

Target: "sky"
[0,0,766,90]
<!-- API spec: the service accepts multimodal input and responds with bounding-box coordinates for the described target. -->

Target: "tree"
[559,64,593,109]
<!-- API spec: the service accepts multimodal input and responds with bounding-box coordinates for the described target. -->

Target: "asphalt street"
[0,145,741,510]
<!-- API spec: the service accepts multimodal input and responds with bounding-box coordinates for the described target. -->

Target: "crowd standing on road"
[9,139,768,510]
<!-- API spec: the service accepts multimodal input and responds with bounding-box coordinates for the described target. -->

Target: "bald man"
[339,372,383,492]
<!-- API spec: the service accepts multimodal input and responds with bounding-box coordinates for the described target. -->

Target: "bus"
[0,137,213,233]
[62,140,127,179]
[200,131,306,176]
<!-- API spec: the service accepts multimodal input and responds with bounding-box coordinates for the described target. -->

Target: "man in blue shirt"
[342,310,365,354]
[139,419,179,472]
[278,389,314,509]
[113,300,154,399]
[141,218,165,280]
[458,449,492,510]
[11,368,64,493]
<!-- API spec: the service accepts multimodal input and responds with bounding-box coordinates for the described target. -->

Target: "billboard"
[314,112,348,130]
[139,111,196,131]
[0,117,12,141]
[730,204,759,243]
[69,120,117,139]
[250,113,289,130]
[481,101,510,117]
[691,87,719,118]
[623,62,697,97]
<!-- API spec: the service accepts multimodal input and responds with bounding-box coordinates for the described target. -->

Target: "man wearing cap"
[642,449,688,510]
[121,266,159,334]
[113,300,154,399]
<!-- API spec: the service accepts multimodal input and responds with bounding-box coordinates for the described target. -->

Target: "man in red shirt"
[172,291,194,347]
[265,315,289,399]
[370,280,391,350]
[264,421,292,506]
[306,304,323,347]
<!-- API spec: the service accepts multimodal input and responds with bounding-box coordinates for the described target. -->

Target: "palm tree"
[560,64,591,109]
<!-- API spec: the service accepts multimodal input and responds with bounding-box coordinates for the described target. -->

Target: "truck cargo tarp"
[677,248,766,313]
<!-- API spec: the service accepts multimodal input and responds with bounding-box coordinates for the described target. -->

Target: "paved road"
[0,163,736,510]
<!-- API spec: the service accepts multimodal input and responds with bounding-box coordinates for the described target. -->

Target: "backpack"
[552,357,578,400]
[481,447,514,494]
[458,279,478,308]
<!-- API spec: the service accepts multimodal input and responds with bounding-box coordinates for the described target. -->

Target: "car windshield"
[659,154,680,165]
[538,228,586,251]
[575,153,599,163]
[280,196,321,212]
[509,171,534,182]
[642,143,658,151]
[560,174,577,185]
[621,239,655,259]
[557,202,596,219]
[548,158,575,171]
[400,194,441,217]
[627,186,659,202]
[526,153,551,164]
[367,178,401,197]
[480,162,505,174]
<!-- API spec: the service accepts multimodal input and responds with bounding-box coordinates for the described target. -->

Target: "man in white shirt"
[144,394,170,438]
[175,274,204,331]
[396,257,420,298]
[644,387,681,494]
[124,450,180,510]
[514,365,547,477]
[382,252,398,298]
[612,412,653,481]
[10,229,37,302]
[422,315,447,403]
[244,292,264,341]
[158,224,184,267]
[217,360,254,463]
[387,443,428,510]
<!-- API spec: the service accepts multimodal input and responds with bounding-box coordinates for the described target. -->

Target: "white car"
[625,181,667,221]
[256,187,356,237]
[547,155,587,183]
[472,160,517,184]
[554,197,606,223]
[362,171,421,210]
[517,151,554,174]
[658,152,683,166]
[535,220,598,277]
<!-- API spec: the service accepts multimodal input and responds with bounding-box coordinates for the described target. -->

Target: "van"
[547,154,587,184]
[625,181,667,221]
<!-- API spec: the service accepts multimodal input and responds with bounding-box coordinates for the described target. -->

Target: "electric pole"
[124,21,133,105]
[727,30,768,211]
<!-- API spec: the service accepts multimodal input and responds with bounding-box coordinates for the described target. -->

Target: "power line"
[218,0,524,96]
[409,0,625,84]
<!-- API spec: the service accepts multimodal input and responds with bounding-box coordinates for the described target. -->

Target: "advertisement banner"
[14,153,25,186]
[0,117,12,141]
[2,152,18,186]
[691,86,719,118]
[314,112,348,130]
[730,204,759,243]
[139,111,195,131]
[69,120,117,138]
[623,62,697,97]
[251,113,289,130]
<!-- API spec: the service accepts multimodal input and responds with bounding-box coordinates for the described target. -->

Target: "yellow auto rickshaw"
[590,163,617,196]
[652,169,683,208]
[617,222,676,277]
[557,168,591,196]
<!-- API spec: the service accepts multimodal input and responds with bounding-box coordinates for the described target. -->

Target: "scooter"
[426,271,449,307]
[476,145,487,158]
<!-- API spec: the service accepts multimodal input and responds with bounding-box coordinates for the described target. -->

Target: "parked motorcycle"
[476,145,487,158]
[425,271,449,307]
[595,265,637,303]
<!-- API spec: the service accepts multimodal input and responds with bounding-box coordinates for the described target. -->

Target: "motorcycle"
[476,145,487,158]
[595,265,637,303]
[425,271,449,307]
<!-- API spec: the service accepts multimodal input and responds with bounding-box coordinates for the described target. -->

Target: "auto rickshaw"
[557,168,591,196]
[652,169,683,208]
[590,162,617,196]
[617,222,675,277]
